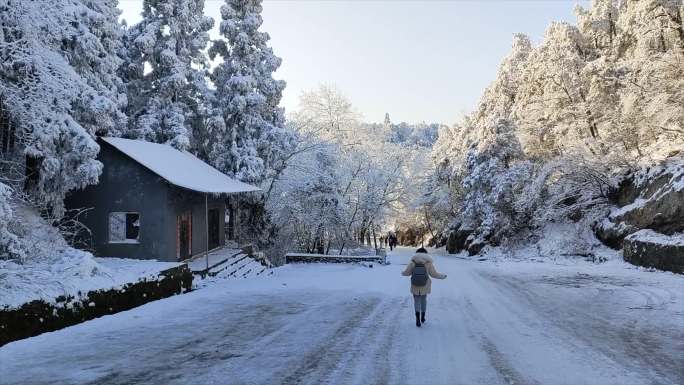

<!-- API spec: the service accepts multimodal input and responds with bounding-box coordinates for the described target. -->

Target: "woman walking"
[401,248,447,327]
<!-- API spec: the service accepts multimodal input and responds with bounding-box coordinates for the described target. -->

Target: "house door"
[177,211,192,260]
[208,209,220,250]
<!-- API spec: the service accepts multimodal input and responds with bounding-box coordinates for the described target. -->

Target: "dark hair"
[416,247,428,254]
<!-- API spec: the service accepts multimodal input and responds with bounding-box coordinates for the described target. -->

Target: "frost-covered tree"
[459,119,533,245]
[208,0,286,184]
[515,22,601,158]
[289,84,357,146]
[274,146,345,254]
[476,33,532,127]
[125,0,214,149]
[0,183,23,259]
[575,0,619,54]
[616,0,684,57]
[388,122,440,148]
[0,0,135,260]
[0,0,119,214]
[267,86,410,257]
[70,0,128,137]
[615,0,684,157]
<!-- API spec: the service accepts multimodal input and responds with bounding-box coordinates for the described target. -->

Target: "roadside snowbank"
[467,222,621,263]
[0,206,180,309]
[626,229,684,246]
[0,252,179,310]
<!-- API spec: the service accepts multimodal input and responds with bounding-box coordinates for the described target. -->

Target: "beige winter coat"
[401,254,446,295]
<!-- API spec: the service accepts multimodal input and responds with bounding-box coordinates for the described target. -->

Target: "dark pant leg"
[414,295,427,312]
[413,295,422,312]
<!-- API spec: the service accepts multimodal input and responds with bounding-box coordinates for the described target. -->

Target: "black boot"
[421,312,426,323]
[415,312,421,327]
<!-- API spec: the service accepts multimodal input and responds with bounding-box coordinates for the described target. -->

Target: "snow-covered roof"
[101,137,261,194]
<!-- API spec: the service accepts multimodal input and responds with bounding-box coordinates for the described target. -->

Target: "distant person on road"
[388,232,397,250]
[401,248,447,327]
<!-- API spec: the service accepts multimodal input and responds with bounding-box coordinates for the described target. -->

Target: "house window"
[109,212,140,243]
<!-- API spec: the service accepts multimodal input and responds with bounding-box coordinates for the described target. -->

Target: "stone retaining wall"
[0,265,193,347]
[623,234,684,274]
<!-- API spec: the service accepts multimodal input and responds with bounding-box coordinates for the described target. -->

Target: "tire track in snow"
[479,336,536,385]
[485,272,683,385]
[461,297,539,385]
[318,296,403,385]
[279,297,382,385]
[85,299,315,385]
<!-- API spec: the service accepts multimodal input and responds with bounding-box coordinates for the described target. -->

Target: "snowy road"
[1,247,682,385]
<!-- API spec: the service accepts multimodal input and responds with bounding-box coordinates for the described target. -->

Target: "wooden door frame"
[176,210,192,260]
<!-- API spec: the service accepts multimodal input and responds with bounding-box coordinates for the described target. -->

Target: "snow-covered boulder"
[464,234,487,256]
[596,156,684,248]
[446,225,473,254]
[623,230,684,274]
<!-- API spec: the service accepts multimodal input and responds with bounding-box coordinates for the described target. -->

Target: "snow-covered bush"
[522,152,616,227]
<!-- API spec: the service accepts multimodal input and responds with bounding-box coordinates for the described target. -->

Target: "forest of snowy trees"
[1,0,682,263]
[0,0,294,260]
[415,0,684,255]
[0,0,439,262]
[267,85,443,257]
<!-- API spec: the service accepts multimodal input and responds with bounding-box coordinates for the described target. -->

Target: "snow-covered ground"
[1,247,682,385]
[0,206,181,309]
[0,254,180,310]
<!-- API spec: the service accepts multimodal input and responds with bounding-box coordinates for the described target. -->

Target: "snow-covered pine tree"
[125,0,214,150]
[208,0,287,184]
[69,0,128,137]
[0,0,118,214]
[0,0,134,257]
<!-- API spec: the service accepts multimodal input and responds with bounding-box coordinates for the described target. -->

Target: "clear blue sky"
[118,0,588,125]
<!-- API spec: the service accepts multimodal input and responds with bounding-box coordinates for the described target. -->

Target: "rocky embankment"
[596,155,684,273]
[443,154,683,274]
